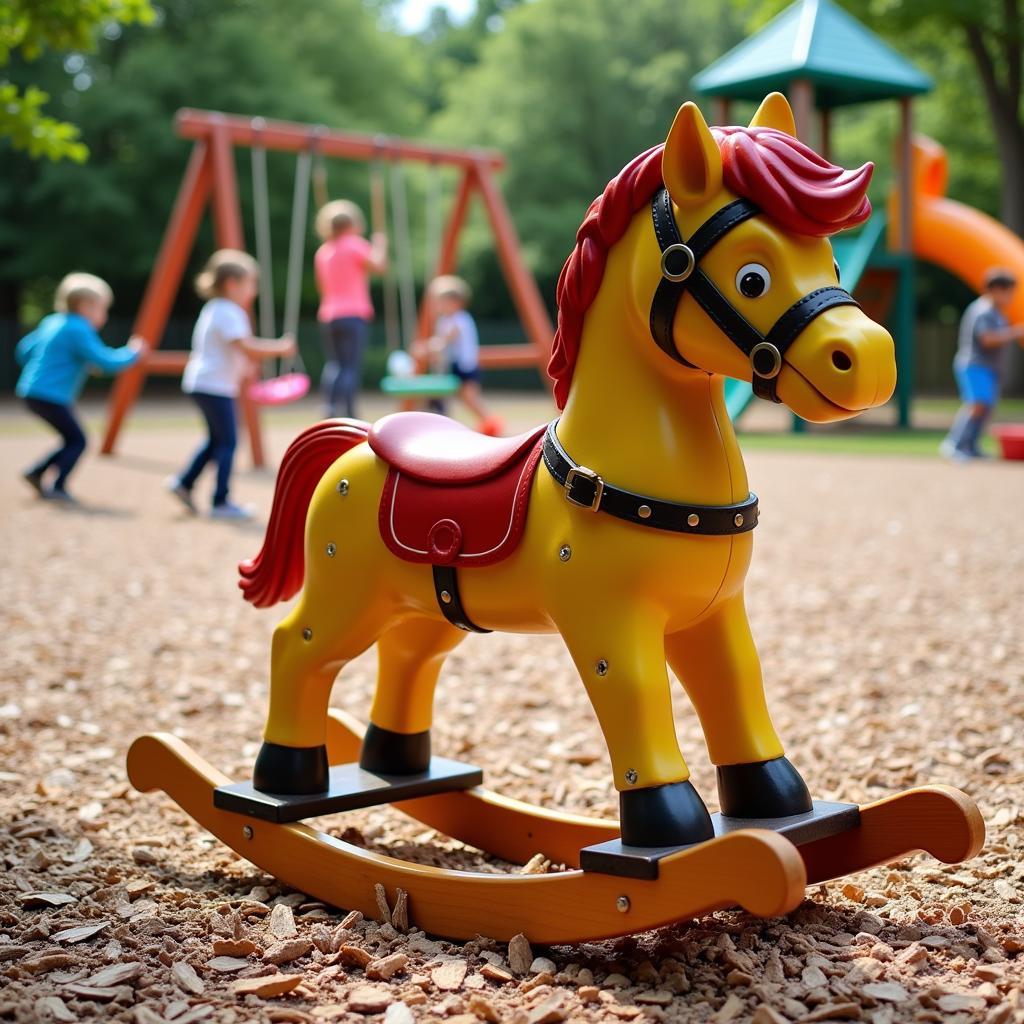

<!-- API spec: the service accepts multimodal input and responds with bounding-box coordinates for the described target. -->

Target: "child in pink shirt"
[314,200,387,418]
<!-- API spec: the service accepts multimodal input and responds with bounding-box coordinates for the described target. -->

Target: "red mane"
[548,127,874,409]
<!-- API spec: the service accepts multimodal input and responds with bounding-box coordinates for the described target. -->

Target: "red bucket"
[249,372,311,406]
[992,424,1024,460]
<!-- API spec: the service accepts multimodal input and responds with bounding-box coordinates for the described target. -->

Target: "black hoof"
[359,723,431,775]
[619,780,715,847]
[717,756,813,818]
[253,740,329,795]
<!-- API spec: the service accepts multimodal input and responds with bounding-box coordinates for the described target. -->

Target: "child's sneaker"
[477,415,505,437]
[22,470,45,496]
[165,477,197,514]
[45,487,79,505]
[939,440,970,462]
[210,501,255,521]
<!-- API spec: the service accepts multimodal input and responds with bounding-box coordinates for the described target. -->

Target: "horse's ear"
[662,102,723,207]
[749,92,797,137]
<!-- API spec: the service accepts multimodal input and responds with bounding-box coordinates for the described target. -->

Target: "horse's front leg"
[665,593,812,819]
[557,603,714,847]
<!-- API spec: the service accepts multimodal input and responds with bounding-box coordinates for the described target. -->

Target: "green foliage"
[0,82,87,160]
[415,0,523,113]
[739,0,1019,223]
[0,0,426,317]
[431,0,746,312]
[1,0,1017,344]
[0,0,154,160]
[0,0,153,60]
[839,0,1017,210]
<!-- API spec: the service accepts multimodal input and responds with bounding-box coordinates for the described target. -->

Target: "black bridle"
[649,187,859,402]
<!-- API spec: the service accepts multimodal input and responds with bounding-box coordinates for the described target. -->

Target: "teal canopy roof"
[692,0,933,108]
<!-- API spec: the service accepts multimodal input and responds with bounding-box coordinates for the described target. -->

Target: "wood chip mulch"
[1,417,1022,1023]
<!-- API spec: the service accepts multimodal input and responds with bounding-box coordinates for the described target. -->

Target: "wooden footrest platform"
[213,757,483,823]
[579,801,861,880]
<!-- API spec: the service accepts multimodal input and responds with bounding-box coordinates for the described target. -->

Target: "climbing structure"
[693,0,931,426]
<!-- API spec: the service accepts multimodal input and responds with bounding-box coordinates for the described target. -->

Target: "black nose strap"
[649,187,860,403]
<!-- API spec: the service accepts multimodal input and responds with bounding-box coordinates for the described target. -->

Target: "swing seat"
[249,372,311,406]
[380,373,461,398]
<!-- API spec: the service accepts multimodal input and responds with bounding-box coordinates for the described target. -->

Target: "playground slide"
[724,212,887,420]
[902,136,1024,326]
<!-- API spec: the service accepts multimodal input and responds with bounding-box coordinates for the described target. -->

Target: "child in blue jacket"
[16,273,145,502]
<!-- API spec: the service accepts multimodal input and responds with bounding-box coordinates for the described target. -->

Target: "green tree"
[742,0,1022,236]
[0,0,425,319]
[0,0,154,161]
[431,0,745,313]
[845,0,1023,235]
[415,0,524,114]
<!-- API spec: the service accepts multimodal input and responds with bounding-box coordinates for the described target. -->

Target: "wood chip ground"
[1,401,1022,1022]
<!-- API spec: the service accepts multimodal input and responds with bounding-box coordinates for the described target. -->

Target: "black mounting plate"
[214,757,483,824]
[580,800,861,880]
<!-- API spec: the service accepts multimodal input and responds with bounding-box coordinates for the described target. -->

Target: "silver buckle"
[564,466,604,511]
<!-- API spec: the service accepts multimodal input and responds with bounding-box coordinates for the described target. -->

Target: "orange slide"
[892,136,1024,324]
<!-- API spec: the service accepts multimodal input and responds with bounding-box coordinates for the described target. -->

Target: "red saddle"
[368,413,546,567]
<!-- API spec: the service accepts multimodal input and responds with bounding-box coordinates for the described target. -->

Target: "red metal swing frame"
[100,109,554,467]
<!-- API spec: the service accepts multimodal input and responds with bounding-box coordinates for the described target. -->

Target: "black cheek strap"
[648,187,861,403]
[650,193,759,369]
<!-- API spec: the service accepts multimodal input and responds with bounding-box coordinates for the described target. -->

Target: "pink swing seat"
[249,372,311,406]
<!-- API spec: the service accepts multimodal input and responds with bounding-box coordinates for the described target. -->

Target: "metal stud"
[440,590,453,604]
[637,504,652,519]
[596,659,609,676]
[734,513,744,527]
[625,768,638,785]
[687,513,700,528]
[337,479,350,496]
[616,895,630,913]
[558,544,572,562]
[242,825,254,840]
[326,542,337,557]
[302,627,313,641]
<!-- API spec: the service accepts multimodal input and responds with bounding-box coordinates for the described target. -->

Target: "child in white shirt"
[418,276,502,435]
[168,250,295,518]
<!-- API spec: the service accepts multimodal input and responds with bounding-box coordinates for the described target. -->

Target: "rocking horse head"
[550,93,897,422]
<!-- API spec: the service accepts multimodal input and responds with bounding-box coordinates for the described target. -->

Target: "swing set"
[100,109,554,467]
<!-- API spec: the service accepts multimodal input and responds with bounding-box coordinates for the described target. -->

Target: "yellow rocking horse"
[241,91,894,843]
[128,95,982,941]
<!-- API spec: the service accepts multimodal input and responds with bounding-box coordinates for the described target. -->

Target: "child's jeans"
[320,317,369,418]
[24,397,87,491]
[178,392,237,506]
[947,362,999,454]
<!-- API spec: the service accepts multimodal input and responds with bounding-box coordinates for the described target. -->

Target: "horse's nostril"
[831,350,853,371]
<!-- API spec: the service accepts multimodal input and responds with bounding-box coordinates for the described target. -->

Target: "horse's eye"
[735,263,771,298]
[834,260,841,284]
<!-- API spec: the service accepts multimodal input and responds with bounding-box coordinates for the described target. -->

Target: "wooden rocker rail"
[323,710,984,884]
[126,712,982,944]
[127,732,806,943]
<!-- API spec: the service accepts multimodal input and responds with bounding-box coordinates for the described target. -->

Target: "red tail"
[239,419,370,608]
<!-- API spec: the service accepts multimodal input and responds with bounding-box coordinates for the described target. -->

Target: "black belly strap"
[432,565,491,633]
[542,422,758,535]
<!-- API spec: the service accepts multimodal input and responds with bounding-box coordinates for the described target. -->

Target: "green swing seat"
[380,373,461,398]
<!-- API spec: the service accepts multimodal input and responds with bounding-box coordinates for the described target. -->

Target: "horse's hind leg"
[254,587,383,795]
[360,616,467,775]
